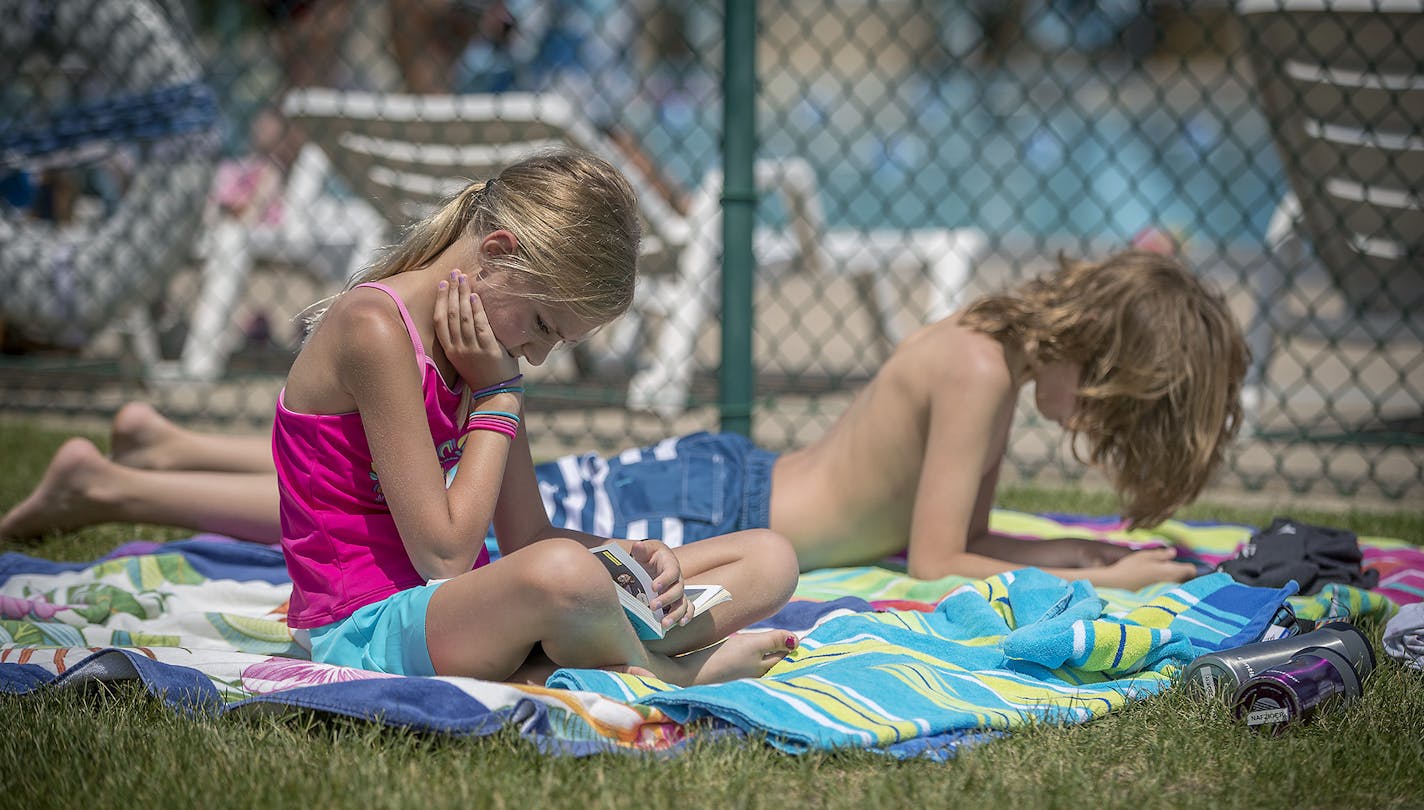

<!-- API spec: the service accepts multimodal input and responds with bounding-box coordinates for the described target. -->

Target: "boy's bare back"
[771,316,1019,574]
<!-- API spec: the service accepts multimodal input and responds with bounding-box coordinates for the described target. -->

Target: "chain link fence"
[2,0,1420,504]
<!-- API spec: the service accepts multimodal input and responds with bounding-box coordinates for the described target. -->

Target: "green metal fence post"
[719,0,756,437]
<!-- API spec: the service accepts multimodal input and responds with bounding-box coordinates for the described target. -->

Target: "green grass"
[3,418,1423,809]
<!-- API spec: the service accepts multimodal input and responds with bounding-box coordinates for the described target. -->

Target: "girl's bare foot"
[110,401,179,469]
[0,438,117,539]
[645,630,798,686]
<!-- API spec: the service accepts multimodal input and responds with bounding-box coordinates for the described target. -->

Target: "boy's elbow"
[906,555,958,582]
[906,550,992,582]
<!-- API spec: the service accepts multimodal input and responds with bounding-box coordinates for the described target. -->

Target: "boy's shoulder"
[894,319,1012,388]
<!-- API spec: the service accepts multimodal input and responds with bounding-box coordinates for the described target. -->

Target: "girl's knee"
[742,529,800,595]
[758,527,798,563]
[517,538,618,607]
[772,532,802,594]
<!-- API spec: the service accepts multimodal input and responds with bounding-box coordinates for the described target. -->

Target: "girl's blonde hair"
[347,148,639,323]
[960,250,1248,528]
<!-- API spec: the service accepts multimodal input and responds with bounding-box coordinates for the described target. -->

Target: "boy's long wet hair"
[337,148,639,325]
[959,250,1248,528]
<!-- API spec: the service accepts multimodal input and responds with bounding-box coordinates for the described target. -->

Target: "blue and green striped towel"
[547,569,1296,753]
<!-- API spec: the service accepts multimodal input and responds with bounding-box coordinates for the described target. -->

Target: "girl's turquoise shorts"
[308,580,444,677]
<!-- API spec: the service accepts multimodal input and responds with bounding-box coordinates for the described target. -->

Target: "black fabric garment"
[1218,517,1380,595]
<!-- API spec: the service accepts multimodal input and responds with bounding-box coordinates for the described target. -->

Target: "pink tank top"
[274,282,489,629]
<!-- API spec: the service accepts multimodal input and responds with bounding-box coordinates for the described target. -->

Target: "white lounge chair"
[624,160,987,416]
[281,89,987,415]
[1233,0,1424,430]
[133,143,388,381]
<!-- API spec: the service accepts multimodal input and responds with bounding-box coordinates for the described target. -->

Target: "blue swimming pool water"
[630,68,1288,248]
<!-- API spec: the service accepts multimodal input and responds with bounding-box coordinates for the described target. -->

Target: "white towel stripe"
[661,519,684,548]
[590,460,614,536]
[555,456,587,532]
[743,682,875,741]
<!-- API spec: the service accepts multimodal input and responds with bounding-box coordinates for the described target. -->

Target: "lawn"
[3,418,1422,809]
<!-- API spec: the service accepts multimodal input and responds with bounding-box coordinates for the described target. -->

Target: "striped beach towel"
[548,569,1296,753]
[0,537,688,755]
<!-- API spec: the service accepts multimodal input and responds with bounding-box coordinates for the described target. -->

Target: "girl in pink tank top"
[275,150,798,685]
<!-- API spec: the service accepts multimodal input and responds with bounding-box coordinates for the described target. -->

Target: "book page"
[590,544,732,640]
[591,543,661,624]
[684,584,732,616]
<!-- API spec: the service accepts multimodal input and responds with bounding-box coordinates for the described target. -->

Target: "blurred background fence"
[2,0,1420,506]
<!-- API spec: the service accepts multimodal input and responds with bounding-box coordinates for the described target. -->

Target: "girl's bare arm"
[492,430,690,622]
[490,424,566,555]
[334,298,507,580]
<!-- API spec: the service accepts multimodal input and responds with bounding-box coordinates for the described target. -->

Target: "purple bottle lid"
[1232,646,1361,731]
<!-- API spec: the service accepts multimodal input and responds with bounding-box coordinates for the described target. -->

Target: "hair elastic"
[463,418,519,440]
[463,408,520,440]
[470,374,524,401]
[472,386,523,401]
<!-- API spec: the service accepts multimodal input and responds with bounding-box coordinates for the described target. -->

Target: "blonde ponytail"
[305,149,639,329]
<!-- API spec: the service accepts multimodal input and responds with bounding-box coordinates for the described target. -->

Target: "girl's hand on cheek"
[433,271,521,388]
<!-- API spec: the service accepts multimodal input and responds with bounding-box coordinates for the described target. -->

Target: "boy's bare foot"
[646,630,798,686]
[1,437,120,539]
[110,402,177,469]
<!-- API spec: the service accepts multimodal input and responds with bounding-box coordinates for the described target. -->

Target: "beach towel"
[1383,603,1424,670]
[0,537,689,755]
[1,511,1414,759]
[549,568,1299,754]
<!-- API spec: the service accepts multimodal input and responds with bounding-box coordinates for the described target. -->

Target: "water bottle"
[1181,621,1374,699]
[1232,645,1365,732]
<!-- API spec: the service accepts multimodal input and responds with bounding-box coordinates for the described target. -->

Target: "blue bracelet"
[468,410,521,421]
[470,374,525,400]
[472,386,524,400]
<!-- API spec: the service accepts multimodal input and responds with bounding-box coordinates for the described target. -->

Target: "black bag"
[1218,517,1379,595]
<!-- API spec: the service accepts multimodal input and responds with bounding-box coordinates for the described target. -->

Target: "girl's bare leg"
[111,402,275,474]
[426,538,663,681]
[425,537,797,686]
[645,529,801,683]
[0,437,282,543]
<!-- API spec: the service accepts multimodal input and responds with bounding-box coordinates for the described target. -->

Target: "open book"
[590,543,731,640]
